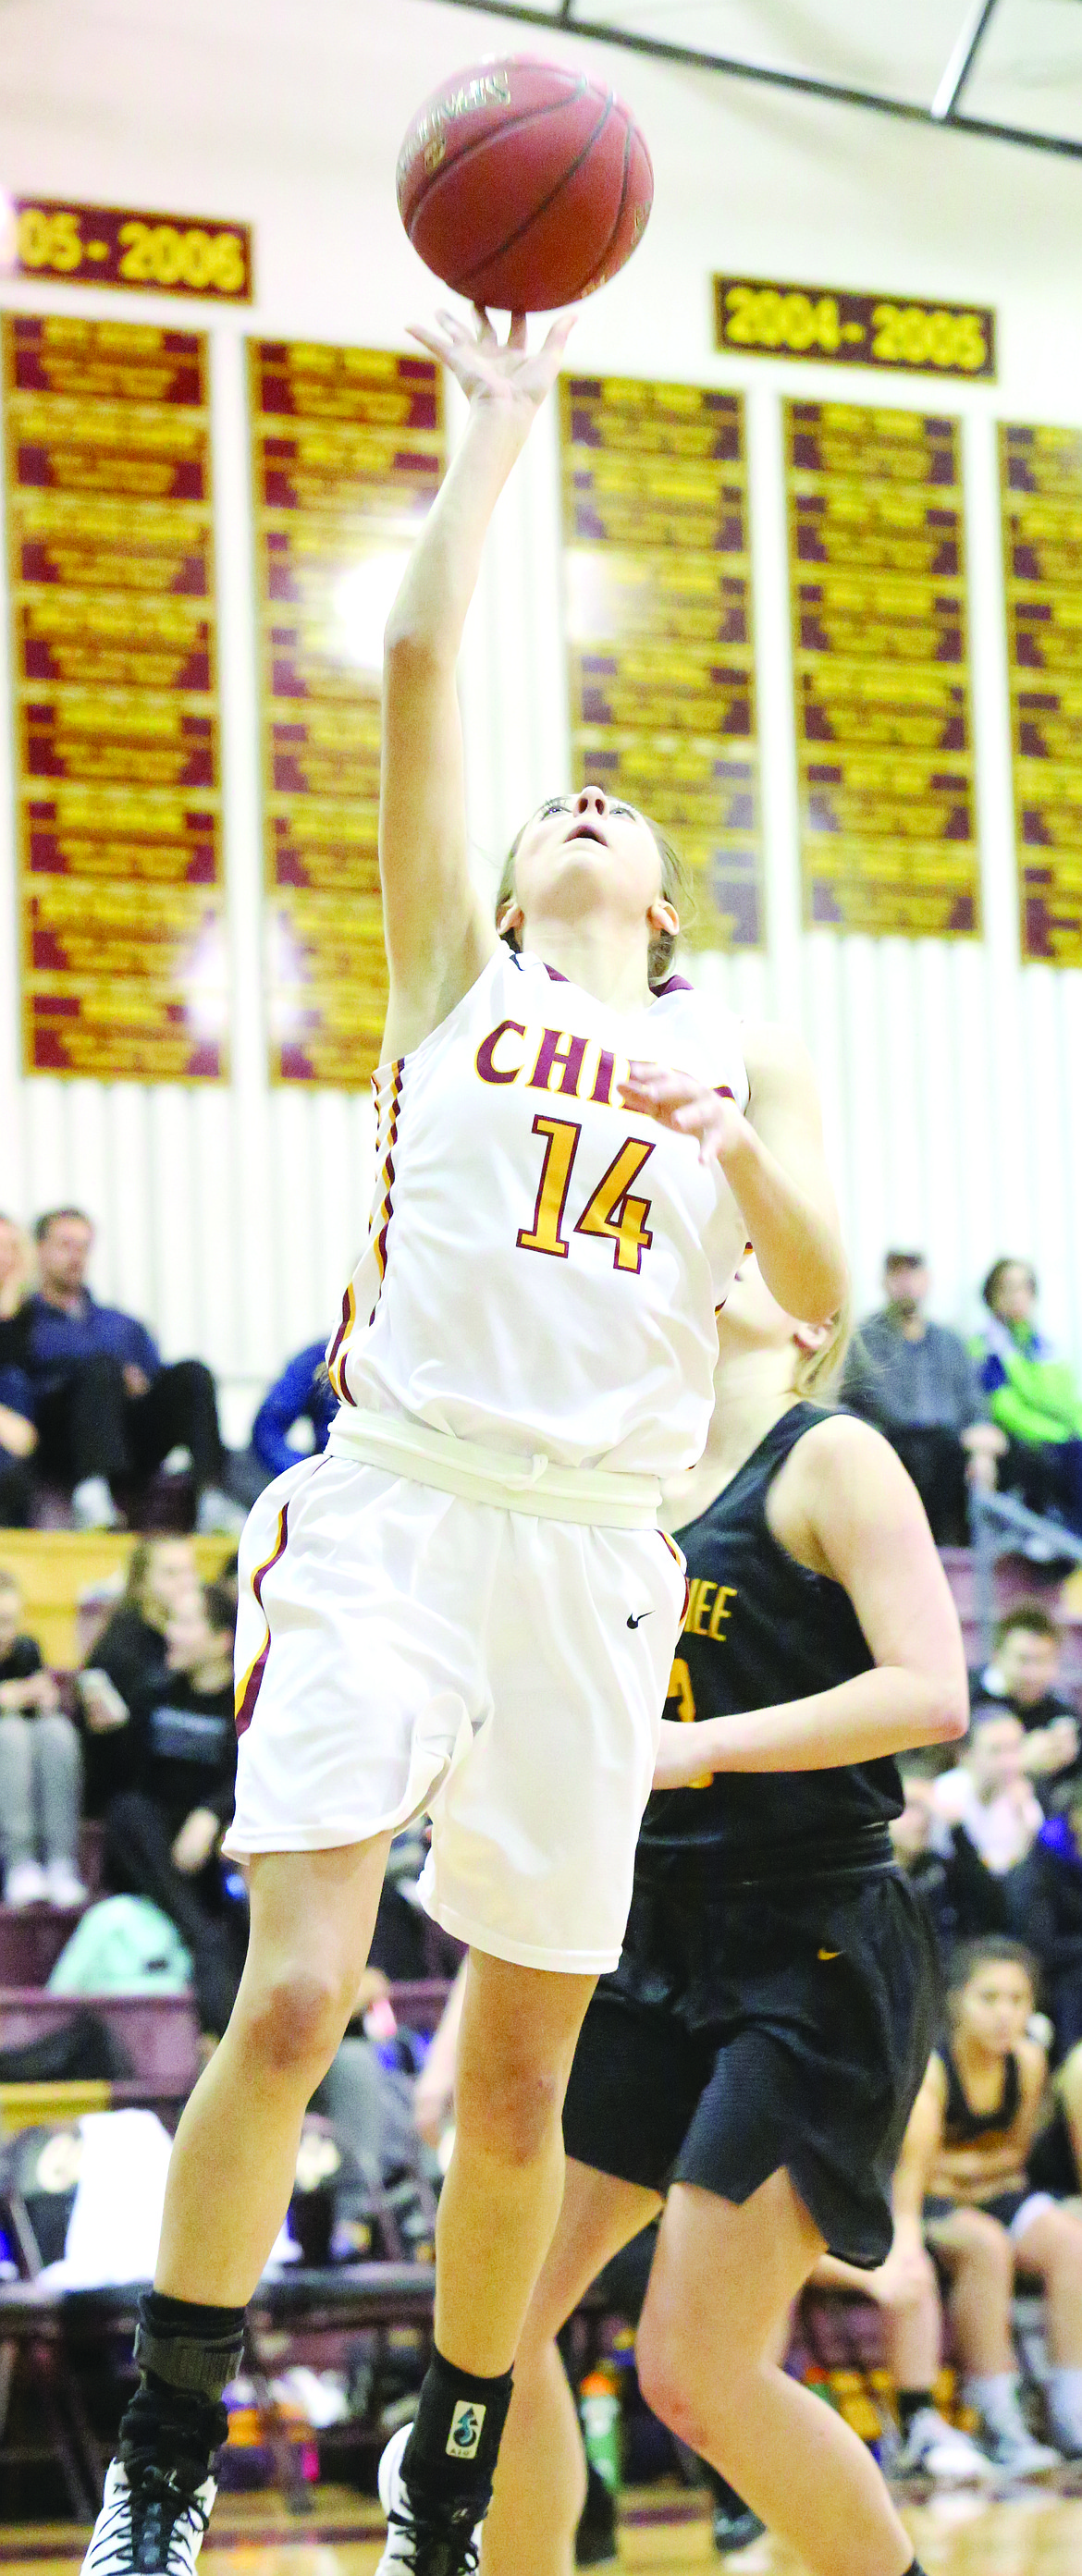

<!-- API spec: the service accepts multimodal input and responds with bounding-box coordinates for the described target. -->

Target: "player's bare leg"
[376,1957,601,2567]
[155,1835,391,2298]
[80,1835,391,2576]
[637,2169,917,2576]
[484,2159,661,2576]
[435,1954,598,2369]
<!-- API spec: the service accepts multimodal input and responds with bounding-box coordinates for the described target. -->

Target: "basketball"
[396,55,653,311]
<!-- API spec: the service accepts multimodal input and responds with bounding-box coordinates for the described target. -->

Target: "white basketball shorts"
[224,1451,687,1973]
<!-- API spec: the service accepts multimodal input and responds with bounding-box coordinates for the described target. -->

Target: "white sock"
[965,2372,1023,2427]
[72,1474,117,1526]
[1049,2366,1082,2433]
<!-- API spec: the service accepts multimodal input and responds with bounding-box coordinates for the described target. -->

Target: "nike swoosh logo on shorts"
[626,1611,653,1629]
[818,1947,841,1961]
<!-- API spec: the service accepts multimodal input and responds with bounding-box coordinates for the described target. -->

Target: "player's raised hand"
[619,1062,754,1171]
[407,305,574,417]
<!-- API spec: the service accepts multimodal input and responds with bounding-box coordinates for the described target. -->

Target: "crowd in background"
[3,1210,1082,2491]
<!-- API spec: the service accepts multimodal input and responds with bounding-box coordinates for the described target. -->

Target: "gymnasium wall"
[1,0,1081,1435]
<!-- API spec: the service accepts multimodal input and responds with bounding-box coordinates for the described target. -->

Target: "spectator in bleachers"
[1028,2038,1082,2200]
[841,1252,1003,1544]
[0,1216,38,1527]
[890,1773,962,1954]
[931,1708,1044,1875]
[0,1567,86,1908]
[970,1607,1080,1795]
[891,1938,1082,2470]
[78,1537,201,1809]
[20,1208,243,1535]
[252,1338,338,1483]
[101,1579,246,2037]
[975,1258,1082,1537]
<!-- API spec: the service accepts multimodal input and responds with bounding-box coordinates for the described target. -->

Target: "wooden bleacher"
[0,1531,234,1670]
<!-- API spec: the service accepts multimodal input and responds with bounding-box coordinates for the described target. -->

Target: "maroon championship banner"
[715,276,995,381]
[9,200,252,301]
[559,375,764,951]
[1001,423,1082,965]
[250,340,444,1086]
[786,398,980,939]
[4,313,227,1077]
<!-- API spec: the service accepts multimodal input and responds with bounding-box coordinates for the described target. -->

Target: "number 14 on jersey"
[518,1114,655,1273]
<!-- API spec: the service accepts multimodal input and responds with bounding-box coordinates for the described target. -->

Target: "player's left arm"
[653,1417,968,1785]
[619,1018,845,1325]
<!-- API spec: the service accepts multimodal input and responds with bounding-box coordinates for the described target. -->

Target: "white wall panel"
[1,0,1082,1431]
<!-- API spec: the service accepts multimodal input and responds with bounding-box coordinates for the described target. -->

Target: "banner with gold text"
[1001,423,1082,965]
[3,313,227,1076]
[785,399,979,938]
[10,201,252,301]
[715,276,994,380]
[250,342,444,1084]
[559,376,763,950]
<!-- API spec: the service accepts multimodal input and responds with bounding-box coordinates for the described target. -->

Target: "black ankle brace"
[133,2290,245,2403]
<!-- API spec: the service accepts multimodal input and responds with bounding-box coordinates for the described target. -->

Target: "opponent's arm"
[619,1020,845,1325]
[380,309,572,1057]
[652,1418,967,1787]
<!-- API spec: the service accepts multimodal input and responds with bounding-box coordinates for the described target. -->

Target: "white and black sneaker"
[81,2458,216,2576]
[975,2411,1062,2480]
[375,2423,484,2576]
[891,2408,995,2484]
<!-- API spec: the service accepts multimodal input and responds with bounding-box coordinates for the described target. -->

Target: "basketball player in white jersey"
[81,311,845,2576]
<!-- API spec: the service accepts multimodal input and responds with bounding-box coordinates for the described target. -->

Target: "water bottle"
[579,2363,621,2495]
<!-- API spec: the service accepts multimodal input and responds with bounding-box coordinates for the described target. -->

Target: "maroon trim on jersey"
[326,1282,352,1380]
[652,973,695,996]
[367,1057,405,1330]
[235,1503,290,1738]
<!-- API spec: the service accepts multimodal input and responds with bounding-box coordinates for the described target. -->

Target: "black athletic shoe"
[575,2462,618,2565]
[376,2425,483,2576]
[80,2459,215,2576]
[706,2472,765,2556]
[711,2499,765,2554]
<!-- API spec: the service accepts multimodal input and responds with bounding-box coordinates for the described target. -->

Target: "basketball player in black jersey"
[482,1259,968,2576]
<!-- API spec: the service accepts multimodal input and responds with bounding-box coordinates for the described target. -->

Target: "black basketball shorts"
[561,1855,940,2268]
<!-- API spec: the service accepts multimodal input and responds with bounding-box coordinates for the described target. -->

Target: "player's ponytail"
[793,1301,851,1399]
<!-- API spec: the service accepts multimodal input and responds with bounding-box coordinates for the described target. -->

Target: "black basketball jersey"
[639,1401,904,1866]
[941,2043,1021,2147]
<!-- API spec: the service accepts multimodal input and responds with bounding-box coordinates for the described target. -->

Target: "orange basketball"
[396,55,653,312]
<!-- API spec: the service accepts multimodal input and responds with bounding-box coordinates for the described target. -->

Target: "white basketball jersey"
[328,946,750,1478]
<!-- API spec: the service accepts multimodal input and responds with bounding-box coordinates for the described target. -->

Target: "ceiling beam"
[931,0,1000,121]
[432,0,1082,160]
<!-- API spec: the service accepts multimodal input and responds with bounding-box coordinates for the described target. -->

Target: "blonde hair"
[495,807,694,992]
[793,1301,851,1400]
[122,1537,192,1623]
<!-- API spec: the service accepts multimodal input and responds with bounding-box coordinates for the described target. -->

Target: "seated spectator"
[975,1258,1082,1538]
[252,1339,338,1483]
[21,1208,243,1534]
[891,1938,1082,2470]
[932,1708,1044,1876]
[809,2245,992,2484]
[970,1607,1080,1793]
[0,1215,37,1527]
[78,1537,200,1811]
[101,1579,246,2036]
[891,1773,959,1954]
[1028,2037,1082,2202]
[841,1252,1002,1544]
[0,1568,86,1908]
[1009,1785,1082,2057]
